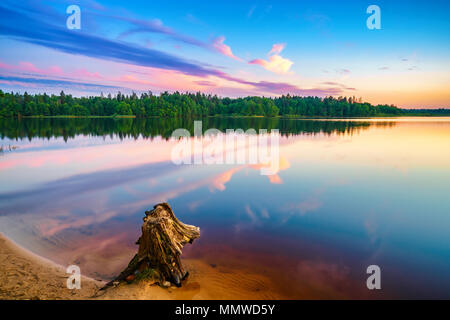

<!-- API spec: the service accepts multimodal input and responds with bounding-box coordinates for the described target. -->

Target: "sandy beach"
[0,233,301,300]
[0,233,104,299]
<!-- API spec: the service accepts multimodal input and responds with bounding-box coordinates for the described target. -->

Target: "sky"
[0,0,449,108]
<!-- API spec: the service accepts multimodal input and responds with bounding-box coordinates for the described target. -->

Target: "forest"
[0,90,407,118]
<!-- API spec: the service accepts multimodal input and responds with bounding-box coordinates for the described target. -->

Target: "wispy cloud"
[0,75,121,91]
[184,13,206,26]
[0,61,63,77]
[195,80,217,87]
[118,14,242,62]
[247,5,257,18]
[321,81,356,91]
[247,4,272,20]
[336,68,351,75]
[268,43,286,56]
[212,36,243,61]
[0,60,103,80]
[116,15,209,50]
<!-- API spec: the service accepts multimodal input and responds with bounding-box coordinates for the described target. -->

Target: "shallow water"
[0,117,449,299]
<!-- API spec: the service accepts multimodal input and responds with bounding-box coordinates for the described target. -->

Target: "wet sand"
[0,233,103,299]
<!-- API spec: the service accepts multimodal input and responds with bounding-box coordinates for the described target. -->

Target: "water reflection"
[0,117,395,141]
[0,118,449,299]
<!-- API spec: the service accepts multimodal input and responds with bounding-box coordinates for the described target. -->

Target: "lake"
[0,117,449,299]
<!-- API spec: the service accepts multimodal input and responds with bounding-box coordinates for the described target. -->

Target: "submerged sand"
[1,232,369,300]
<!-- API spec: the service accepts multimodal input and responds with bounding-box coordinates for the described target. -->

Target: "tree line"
[0,89,406,118]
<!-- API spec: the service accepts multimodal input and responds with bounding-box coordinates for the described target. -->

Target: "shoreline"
[2,114,450,120]
[0,233,302,300]
[0,232,104,300]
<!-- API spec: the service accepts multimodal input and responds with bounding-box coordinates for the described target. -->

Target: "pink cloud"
[0,79,38,88]
[212,36,243,61]
[249,43,293,75]
[48,65,63,75]
[18,61,64,76]
[18,61,41,73]
[119,74,154,85]
[268,43,286,55]
[0,60,104,83]
[74,69,102,79]
[249,56,293,74]
[0,61,13,69]
[0,60,108,81]
[117,67,208,91]
[195,80,217,87]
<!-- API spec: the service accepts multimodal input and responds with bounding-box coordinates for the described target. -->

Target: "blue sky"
[0,0,449,107]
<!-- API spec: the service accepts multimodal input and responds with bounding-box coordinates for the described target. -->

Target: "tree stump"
[102,203,200,289]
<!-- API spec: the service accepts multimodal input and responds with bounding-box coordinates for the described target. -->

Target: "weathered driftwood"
[102,203,200,289]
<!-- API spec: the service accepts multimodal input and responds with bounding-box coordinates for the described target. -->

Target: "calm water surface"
[0,117,449,299]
